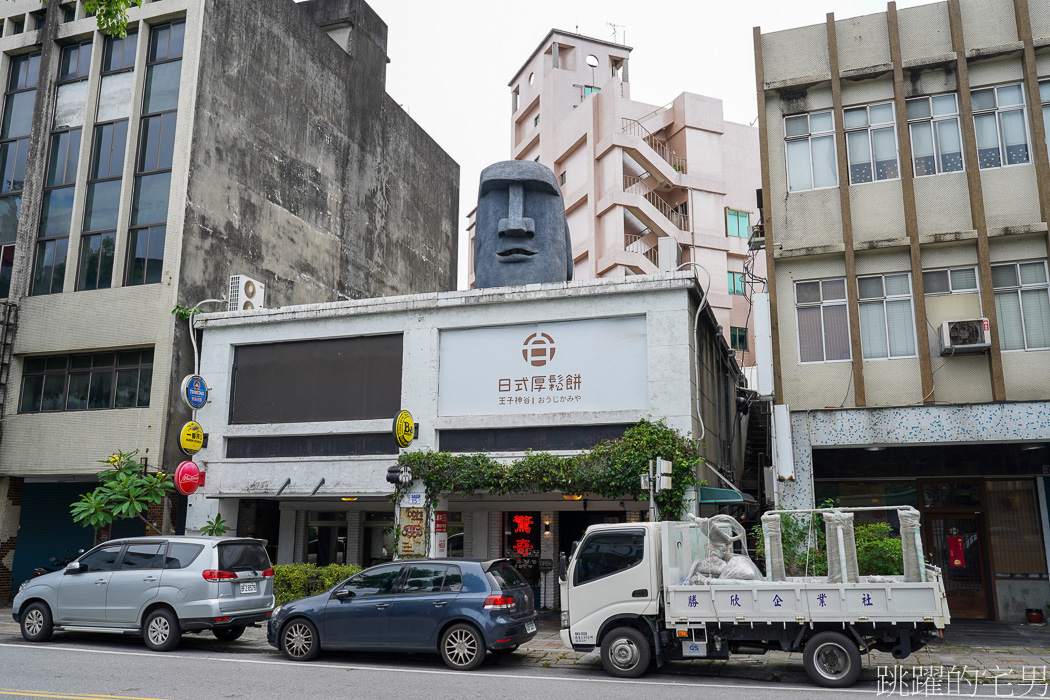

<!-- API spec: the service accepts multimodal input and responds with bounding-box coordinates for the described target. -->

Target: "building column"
[276,508,296,565]
[539,510,556,609]
[345,511,362,566]
[0,476,24,601]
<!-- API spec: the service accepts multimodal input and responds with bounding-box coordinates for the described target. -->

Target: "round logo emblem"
[180,374,208,411]
[179,421,204,455]
[522,332,556,367]
[393,410,415,448]
[174,461,201,496]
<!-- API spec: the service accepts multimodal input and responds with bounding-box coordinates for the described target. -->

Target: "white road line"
[0,642,875,694]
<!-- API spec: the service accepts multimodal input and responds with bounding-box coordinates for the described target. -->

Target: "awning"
[697,485,757,505]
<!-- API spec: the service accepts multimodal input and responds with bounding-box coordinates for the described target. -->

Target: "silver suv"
[12,535,275,651]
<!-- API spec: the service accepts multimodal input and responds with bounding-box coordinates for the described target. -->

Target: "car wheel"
[600,626,651,678]
[803,631,862,688]
[20,602,53,643]
[212,625,246,642]
[439,623,485,671]
[280,619,320,661]
[143,608,182,652]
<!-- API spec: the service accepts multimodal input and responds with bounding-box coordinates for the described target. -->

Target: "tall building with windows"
[755,0,1050,621]
[0,0,459,600]
[467,31,764,367]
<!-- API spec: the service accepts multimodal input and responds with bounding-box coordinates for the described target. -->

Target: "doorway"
[919,480,992,619]
[557,510,627,559]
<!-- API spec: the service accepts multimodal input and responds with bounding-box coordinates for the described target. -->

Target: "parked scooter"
[31,549,83,577]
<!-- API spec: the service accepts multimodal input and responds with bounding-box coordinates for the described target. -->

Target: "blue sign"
[181,375,209,410]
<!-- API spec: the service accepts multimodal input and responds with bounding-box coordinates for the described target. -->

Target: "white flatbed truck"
[557,507,950,687]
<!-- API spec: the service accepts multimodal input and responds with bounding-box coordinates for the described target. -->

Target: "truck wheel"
[600,626,651,678]
[803,631,861,688]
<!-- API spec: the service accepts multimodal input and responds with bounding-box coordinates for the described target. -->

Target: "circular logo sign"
[392,410,415,449]
[180,421,204,455]
[180,374,209,411]
[174,461,201,496]
[522,332,556,367]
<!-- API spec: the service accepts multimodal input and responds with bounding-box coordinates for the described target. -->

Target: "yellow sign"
[393,410,415,448]
[180,421,204,455]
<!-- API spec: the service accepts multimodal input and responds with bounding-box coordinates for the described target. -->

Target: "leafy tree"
[70,449,173,534]
[9,0,142,38]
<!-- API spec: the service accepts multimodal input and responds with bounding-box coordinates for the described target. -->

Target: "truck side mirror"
[569,540,579,558]
[558,552,568,582]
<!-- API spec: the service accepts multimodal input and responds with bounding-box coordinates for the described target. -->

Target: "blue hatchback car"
[267,558,538,670]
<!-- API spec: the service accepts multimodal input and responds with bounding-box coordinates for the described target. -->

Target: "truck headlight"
[560,611,569,629]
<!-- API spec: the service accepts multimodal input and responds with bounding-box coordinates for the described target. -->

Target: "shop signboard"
[180,375,209,411]
[399,506,426,557]
[437,316,648,416]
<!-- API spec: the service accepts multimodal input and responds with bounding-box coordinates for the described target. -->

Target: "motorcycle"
[31,548,84,577]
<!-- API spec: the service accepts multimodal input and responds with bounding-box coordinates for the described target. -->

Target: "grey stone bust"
[473,161,573,289]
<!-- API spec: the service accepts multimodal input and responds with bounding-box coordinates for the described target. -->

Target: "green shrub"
[273,563,361,606]
[855,522,904,576]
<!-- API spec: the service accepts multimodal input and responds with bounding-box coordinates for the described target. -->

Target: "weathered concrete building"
[755,0,1050,620]
[468,30,764,367]
[0,0,458,600]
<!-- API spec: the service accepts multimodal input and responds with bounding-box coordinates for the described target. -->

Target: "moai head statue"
[473,160,573,289]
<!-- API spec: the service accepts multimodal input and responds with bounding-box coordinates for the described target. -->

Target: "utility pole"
[641,458,672,522]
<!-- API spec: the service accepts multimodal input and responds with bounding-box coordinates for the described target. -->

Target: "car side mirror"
[558,552,568,582]
[64,562,85,574]
[333,588,354,600]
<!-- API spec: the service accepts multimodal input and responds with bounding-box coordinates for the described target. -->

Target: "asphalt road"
[0,630,1009,699]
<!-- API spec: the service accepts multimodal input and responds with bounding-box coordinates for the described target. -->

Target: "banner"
[438,316,648,416]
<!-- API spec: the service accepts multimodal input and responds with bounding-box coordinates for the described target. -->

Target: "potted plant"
[1026,607,1045,624]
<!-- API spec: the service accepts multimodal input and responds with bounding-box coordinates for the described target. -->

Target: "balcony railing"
[625,231,658,266]
[622,117,686,174]
[623,175,689,230]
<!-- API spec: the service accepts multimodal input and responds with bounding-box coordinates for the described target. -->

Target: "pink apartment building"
[468,30,764,366]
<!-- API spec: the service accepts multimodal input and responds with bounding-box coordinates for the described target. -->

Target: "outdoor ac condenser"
[940,318,991,355]
[229,275,265,312]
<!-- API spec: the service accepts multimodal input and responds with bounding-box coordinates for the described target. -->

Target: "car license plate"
[525,620,536,634]
[240,582,258,594]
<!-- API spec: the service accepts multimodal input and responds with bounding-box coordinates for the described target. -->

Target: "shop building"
[754,0,1050,620]
[186,272,751,609]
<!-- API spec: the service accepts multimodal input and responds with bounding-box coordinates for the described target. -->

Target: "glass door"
[920,481,992,619]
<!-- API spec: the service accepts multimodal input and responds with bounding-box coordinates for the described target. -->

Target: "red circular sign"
[175,461,201,496]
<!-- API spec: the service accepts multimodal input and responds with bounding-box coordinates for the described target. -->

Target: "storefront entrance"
[919,481,992,619]
[558,511,628,559]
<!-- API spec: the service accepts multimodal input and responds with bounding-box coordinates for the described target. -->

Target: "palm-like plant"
[70,449,174,534]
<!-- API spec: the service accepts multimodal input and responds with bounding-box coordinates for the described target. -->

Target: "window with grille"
[986,480,1048,576]
[844,101,899,184]
[992,260,1050,350]
[784,110,838,192]
[971,83,1030,169]
[906,93,964,176]
[858,273,916,359]
[795,278,851,363]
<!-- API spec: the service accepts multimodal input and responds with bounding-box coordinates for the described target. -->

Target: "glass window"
[986,480,1048,575]
[119,543,164,570]
[844,101,899,184]
[20,349,153,413]
[486,561,529,590]
[31,237,68,296]
[728,271,745,295]
[125,224,165,285]
[84,180,122,231]
[80,544,124,572]
[730,326,747,351]
[59,41,93,83]
[96,73,135,122]
[574,531,645,585]
[796,278,851,362]
[143,60,182,114]
[103,30,138,73]
[131,173,171,226]
[164,543,204,569]
[858,273,916,359]
[727,209,749,238]
[972,83,1030,169]
[785,110,838,191]
[993,261,1050,350]
[907,94,964,176]
[0,244,13,297]
[217,541,271,571]
[402,564,448,593]
[46,130,81,187]
[342,564,402,597]
[923,266,978,295]
[53,81,88,130]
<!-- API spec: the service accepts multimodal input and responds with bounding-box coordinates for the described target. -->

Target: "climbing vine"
[391,420,704,550]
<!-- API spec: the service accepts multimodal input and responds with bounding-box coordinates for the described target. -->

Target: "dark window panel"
[20,374,43,412]
[41,373,66,410]
[168,21,185,59]
[131,173,171,226]
[140,347,153,364]
[0,138,28,194]
[142,60,181,114]
[88,370,112,409]
[126,225,165,285]
[66,372,88,409]
[0,244,12,297]
[103,30,138,72]
[226,433,398,459]
[137,367,151,407]
[45,356,66,371]
[439,424,633,453]
[2,91,36,139]
[92,352,115,367]
[70,354,91,369]
[0,195,20,244]
[84,180,122,231]
[59,41,92,82]
[144,225,164,283]
[137,113,176,173]
[77,232,100,291]
[31,237,68,295]
[230,335,404,424]
[148,23,170,62]
[117,350,139,366]
[25,357,46,372]
[91,120,128,179]
[39,186,75,237]
[115,368,138,407]
[46,128,80,186]
[8,53,40,91]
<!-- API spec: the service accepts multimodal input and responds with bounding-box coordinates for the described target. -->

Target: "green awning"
[697,486,757,504]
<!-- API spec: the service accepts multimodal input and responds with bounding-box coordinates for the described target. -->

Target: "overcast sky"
[361,0,931,287]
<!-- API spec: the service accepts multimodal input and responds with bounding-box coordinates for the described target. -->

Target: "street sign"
[539,559,553,573]
[392,409,415,448]
[180,374,209,411]
[179,421,204,455]
[175,461,201,496]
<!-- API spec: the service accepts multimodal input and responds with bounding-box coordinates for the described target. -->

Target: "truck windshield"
[574,531,644,585]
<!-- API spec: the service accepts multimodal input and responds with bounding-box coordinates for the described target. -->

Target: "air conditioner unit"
[229,275,265,312]
[940,318,991,355]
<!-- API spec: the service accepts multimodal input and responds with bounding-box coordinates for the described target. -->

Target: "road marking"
[0,642,879,695]
[0,692,171,700]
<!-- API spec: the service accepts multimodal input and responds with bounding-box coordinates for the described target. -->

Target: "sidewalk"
[3,606,1049,686]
